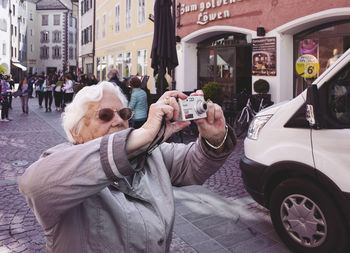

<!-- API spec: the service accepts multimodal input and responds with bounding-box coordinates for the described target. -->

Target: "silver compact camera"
[178,96,208,121]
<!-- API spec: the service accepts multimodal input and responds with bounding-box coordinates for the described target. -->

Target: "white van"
[240,48,350,253]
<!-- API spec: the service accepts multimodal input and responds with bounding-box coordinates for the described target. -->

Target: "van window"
[328,63,350,125]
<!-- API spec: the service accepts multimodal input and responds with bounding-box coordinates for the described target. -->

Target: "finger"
[168,97,180,121]
[161,105,175,121]
[214,104,225,121]
[159,90,187,101]
[189,89,204,97]
[206,101,215,124]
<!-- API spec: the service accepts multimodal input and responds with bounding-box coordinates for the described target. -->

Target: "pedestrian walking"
[62,74,74,110]
[0,75,11,121]
[18,82,236,252]
[35,74,45,108]
[27,75,36,98]
[6,75,15,109]
[53,76,64,111]
[128,76,148,128]
[44,74,53,112]
[17,76,30,114]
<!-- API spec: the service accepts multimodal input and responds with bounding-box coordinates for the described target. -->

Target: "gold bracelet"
[204,125,228,150]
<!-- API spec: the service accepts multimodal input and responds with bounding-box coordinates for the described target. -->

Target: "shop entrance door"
[197,36,251,109]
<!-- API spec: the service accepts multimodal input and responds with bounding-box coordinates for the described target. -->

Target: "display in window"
[295,54,320,79]
[252,37,276,76]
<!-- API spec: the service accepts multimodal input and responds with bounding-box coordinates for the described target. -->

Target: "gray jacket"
[18,128,236,253]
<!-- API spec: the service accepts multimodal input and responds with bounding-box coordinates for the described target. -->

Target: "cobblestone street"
[0,97,290,253]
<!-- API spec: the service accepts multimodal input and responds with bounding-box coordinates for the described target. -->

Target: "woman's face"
[75,91,129,143]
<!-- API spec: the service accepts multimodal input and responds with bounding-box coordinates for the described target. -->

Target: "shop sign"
[252,37,276,76]
[295,54,320,78]
[179,0,244,26]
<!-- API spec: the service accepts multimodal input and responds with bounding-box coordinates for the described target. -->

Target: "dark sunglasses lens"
[98,108,114,122]
[119,108,133,120]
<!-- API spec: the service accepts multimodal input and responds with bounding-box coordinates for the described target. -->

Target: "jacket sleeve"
[18,129,134,229]
[159,126,236,186]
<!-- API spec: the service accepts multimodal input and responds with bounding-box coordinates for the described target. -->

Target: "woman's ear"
[70,127,83,144]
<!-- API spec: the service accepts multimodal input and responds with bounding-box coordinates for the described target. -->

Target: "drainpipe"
[92,0,96,74]
[9,0,12,76]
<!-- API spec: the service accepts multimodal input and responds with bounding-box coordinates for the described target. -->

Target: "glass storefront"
[197,33,251,105]
[294,20,350,96]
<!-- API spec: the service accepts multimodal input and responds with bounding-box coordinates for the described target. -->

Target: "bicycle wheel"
[233,110,249,137]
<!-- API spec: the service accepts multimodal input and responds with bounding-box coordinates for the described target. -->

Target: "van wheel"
[270,178,349,253]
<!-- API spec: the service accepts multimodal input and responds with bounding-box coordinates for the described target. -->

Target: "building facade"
[9,0,28,82]
[176,0,350,105]
[0,0,11,75]
[79,0,95,75]
[35,0,77,75]
[94,0,154,90]
[26,0,39,75]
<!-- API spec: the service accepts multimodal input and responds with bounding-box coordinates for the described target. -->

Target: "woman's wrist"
[204,125,228,150]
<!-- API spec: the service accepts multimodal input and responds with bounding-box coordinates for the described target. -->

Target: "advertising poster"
[252,37,276,76]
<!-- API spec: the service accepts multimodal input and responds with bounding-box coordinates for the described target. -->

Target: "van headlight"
[247,115,272,140]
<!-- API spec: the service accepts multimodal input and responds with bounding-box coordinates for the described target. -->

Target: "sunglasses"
[98,108,133,122]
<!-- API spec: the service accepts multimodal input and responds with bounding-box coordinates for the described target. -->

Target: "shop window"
[108,55,114,71]
[197,33,251,104]
[294,21,350,97]
[123,52,132,78]
[137,49,147,76]
[116,53,123,77]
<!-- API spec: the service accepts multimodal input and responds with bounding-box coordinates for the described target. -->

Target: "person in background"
[35,74,45,108]
[53,76,64,111]
[6,75,15,109]
[62,74,74,110]
[108,69,130,97]
[128,77,148,128]
[27,75,36,98]
[0,75,11,121]
[18,81,236,252]
[89,74,98,86]
[18,76,29,114]
[44,74,54,112]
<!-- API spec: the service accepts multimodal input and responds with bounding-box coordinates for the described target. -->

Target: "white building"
[78,0,94,75]
[26,0,39,75]
[9,0,28,82]
[35,0,77,75]
[0,0,10,74]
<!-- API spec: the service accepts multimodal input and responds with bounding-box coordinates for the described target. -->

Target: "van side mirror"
[306,84,320,129]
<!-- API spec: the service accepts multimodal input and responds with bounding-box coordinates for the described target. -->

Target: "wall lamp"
[257,27,266,37]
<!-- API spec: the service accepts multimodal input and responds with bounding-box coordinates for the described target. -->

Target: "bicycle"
[233,97,265,137]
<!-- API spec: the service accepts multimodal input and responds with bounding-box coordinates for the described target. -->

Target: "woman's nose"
[111,112,123,126]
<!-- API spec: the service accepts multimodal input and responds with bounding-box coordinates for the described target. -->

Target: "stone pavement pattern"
[0,97,290,252]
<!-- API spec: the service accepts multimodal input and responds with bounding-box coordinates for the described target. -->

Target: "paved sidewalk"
[0,97,290,252]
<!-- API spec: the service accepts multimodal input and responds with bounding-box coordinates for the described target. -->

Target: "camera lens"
[195,101,208,114]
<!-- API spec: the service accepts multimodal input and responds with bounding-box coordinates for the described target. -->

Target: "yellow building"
[95,0,154,91]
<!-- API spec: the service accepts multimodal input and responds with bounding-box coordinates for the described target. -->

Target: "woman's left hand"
[191,90,227,147]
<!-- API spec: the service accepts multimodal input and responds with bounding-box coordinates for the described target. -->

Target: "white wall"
[0,0,10,74]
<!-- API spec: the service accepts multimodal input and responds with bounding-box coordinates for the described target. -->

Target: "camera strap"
[145,115,167,155]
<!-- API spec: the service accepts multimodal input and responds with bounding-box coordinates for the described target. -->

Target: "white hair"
[62,81,128,143]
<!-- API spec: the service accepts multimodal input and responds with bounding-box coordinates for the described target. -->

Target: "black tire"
[233,111,248,137]
[270,178,349,253]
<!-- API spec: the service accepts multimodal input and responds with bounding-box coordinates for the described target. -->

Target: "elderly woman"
[19,81,236,253]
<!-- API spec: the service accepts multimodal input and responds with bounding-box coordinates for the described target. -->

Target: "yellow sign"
[295,54,320,78]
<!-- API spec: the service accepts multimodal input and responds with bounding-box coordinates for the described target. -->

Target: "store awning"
[12,62,27,71]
